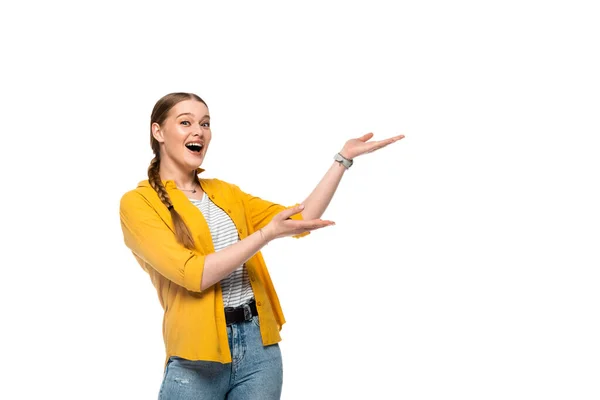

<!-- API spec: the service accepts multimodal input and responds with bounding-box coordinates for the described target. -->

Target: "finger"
[310,219,335,228]
[370,135,404,147]
[299,224,335,234]
[365,141,391,153]
[357,132,374,142]
[288,219,335,231]
[308,222,335,230]
[277,204,305,221]
[310,221,335,231]
[367,136,404,152]
[380,135,404,145]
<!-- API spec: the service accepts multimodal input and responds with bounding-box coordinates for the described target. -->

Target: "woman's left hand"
[339,132,405,160]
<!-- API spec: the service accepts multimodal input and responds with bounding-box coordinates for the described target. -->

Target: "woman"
[119,92,404,399]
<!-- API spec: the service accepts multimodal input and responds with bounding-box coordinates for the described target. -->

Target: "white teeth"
[186,143,203,149]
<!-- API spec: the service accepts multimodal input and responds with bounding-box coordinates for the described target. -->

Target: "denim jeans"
[158,316,283,399]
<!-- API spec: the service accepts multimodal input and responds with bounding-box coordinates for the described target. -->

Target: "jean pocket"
[251,315,261,328]
[169,356,195,366]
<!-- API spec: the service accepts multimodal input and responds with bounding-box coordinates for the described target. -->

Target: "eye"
[201,122,210,128]
[180,120,191,126]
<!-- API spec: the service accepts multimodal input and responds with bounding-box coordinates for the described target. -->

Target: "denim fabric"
[158,316,283,399]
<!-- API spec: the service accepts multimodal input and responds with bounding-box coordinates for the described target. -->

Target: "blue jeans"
[158,316,283,399]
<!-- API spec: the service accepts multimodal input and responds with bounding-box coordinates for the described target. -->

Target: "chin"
[187,162,204,172]
[183,154,205,169]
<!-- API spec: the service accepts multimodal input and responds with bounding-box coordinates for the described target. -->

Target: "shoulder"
[200,177,242,197]
[119,180,158,213]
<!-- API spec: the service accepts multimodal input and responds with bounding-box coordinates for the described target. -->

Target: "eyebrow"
[176,113,210,119]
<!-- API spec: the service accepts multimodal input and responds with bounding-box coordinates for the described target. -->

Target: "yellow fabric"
[119,174,308,367]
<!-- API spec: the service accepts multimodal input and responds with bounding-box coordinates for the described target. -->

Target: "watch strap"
[334,153,353,169]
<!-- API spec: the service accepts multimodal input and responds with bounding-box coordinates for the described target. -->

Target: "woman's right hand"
[262,204,335,241]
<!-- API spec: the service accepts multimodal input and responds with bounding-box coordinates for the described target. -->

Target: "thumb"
[358,132,374,142]
[276,204,305,220]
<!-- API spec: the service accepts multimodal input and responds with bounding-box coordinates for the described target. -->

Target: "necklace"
[177,183,197,193]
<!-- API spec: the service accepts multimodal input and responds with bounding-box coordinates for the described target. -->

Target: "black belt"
[225,299,258,325]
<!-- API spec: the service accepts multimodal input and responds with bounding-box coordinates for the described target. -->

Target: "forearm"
[301,161,346,220]
[201,229,269,291]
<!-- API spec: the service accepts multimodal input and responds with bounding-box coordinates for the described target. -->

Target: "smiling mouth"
[185,143,203,153]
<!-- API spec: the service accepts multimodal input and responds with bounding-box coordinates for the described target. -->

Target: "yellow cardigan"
[119,173,307,366]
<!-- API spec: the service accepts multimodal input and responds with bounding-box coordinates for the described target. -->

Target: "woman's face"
[152,99,211,172]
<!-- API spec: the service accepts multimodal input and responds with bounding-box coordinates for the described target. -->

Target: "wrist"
[260,226,275,244]
[339,149,353,160]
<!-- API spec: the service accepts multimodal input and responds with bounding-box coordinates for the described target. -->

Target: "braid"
[148,156,196,250]
[148,157,173,208]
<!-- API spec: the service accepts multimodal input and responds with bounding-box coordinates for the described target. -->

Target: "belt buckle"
[242,303,252,321]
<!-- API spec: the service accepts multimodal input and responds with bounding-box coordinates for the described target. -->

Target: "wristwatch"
[334,152,353,169]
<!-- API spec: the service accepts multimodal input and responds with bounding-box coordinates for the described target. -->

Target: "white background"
[1,1,599,399]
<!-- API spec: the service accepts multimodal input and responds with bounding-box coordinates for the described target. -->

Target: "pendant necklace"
[177,183,197,193]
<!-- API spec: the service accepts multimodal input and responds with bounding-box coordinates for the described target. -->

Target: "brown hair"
[148,92,207,250]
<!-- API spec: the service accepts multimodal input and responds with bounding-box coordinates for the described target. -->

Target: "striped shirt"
[189,194,254,308]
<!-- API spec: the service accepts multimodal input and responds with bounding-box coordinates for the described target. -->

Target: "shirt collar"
[137,167,205,188]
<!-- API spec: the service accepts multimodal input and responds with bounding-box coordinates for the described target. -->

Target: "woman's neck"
[159,160,198,190]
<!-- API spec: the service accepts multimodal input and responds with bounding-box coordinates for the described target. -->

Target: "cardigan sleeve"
[119,190,206,291]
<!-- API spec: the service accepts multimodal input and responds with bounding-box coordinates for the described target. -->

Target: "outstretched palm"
[341,132,404,160]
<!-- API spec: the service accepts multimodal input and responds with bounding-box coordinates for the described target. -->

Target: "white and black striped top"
[189,194,254,308]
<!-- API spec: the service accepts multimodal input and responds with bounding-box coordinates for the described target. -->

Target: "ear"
[152,122,165,143]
